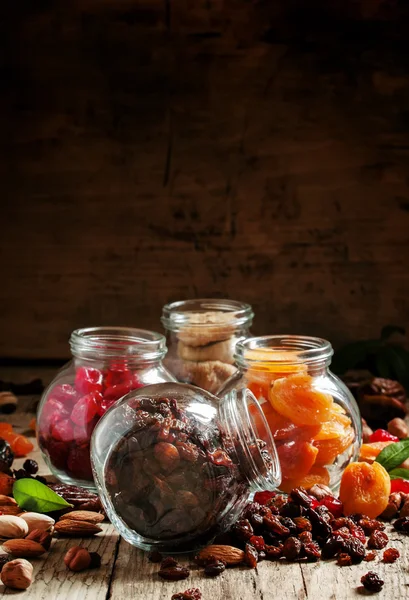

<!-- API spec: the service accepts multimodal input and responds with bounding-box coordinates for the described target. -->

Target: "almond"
[54,519,102,536]
[195,545,245,566]
[59,510,105,524]
[2,539,46,558]
[20,513,55,533]
[0,495,17,506]
[0,506,24,516]
[0,516,29,539]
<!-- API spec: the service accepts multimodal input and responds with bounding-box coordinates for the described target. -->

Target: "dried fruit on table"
[172,589,202,600]
[0,439,14,474]
[360,571,384,593]
[158,565,190,580]
[279,467,330,494]
[369,429,399,443]
[383,548,400,563]
[367,530,388,549]
[390,479,409,494]
[48,483,102,511]
[339,462,391,519]
[204,560,226,576]
[314,426,355,466]
[359,441,394,464]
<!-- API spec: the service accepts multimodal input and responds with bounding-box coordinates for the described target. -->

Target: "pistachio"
[0,516,29,539]
[19,512,55,533]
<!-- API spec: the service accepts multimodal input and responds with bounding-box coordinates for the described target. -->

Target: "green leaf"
[381,325,406,340]
[389,468,409,480]
[13,479,72,513]
[375,439,409,472]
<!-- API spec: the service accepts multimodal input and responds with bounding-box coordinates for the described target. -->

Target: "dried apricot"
[314,426,355,466]
[279,467,330,493]
[269,373,333,426]
[276,440,318,480]
[0,423,14,435]
[0,431,34,457]
[359,441,394,464]
[313,409,351,441]
[339,461,391,519]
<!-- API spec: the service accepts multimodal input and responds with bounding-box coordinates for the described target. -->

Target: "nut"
[2,539,46,558]
[55,519,102,536]
[400,499,409,518]
[64,546,91,571]
[0,516,29,539]
[195,545,245,566]
[307,484,334,501]
[1,558,33,589]
[0,474,15,496]
[0,506,24,516]
[388,418,409,440]
[59,510,105,524]
[26,529,53,551]
[381,493,402,520]
[0,495,17,506]
[20,512,55,533]
[361,418,373,443]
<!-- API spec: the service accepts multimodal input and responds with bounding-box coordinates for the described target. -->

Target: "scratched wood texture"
[0,379,408,599]
[1,1,409,359]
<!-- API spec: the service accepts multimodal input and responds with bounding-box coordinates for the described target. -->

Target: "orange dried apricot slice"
[339,461,391,519]
[0,423,14,435]
[359,441,394,464]
[253,402,320,442]
[276,440,318,480]
[314,426,355,466]
[313,409,352,441]
[269,373,333,426]
[0,431,34,457]
[279,467,330,494]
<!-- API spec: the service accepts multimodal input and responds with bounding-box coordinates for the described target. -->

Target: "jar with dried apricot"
[219,335,361,493]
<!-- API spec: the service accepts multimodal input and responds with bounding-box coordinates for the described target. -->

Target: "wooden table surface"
[1,379,409,599]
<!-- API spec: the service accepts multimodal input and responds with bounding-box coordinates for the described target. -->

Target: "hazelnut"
[64,546,91,572]
[307,484,334,501]
[400,499,409,518]
[381,492,402,520]
[388,418,409,440]
[26,529,53,551]
[361,418,373,443]
[1,558,33,589]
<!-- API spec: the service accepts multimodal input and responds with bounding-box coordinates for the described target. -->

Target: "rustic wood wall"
[1,1,409,360]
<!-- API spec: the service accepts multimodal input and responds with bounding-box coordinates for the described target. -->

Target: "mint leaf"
[13,479,72,513]
[375,439,409,472]
[389,468,409,480]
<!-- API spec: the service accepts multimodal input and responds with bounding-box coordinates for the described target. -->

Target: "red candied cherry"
[40,399,71,432]
[51,419,75,443]
[67,445,93,480]
[249,535,265,551]
[369,429,399,443]
[75,366,104,395]
[318,495,344,518]
[104,366,134,388]
[73,416,99,444]
[309,497,319,510]
[70,392,101,426]
[103,376,142,402]
[48,384,79,406]
[47,439,70,470]
[390,479,409,494]
[97,398,116,417]
[253,491,276,505]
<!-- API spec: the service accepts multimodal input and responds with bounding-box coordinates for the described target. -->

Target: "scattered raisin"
[234,519,253,541]
[204,561,226,577]
[367,531,388,550]
[263,515,290,536]
[282,537,302,561]
[359,518,385,535]
[0,555,9,573]
[264,544,283,560]
[160,557,178,569]
[321,535,344,559]
[360,572,384,593]
[245,543,258,568]
[23,458,38,474]
[393,516,409,533]
[364,551,377,562]
[290,487,313,508]
[303,541,321,562]
[148,550,163,563]
[298,531,313,544]
[343,538,366,564]
[158,566,190,581]
[383,548,400,563]
[249,535,265,551]
[171,589,202,600]
[337,553,352,567]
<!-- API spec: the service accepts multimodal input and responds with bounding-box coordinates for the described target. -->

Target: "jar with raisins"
[218,335,362,493]
[161,299,254,394]
[91,382,281,552]
[37,327,175,489]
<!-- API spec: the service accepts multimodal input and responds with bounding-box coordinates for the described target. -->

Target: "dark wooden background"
[1,1,409,360]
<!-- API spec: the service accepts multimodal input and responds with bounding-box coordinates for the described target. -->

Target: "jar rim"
[161,298,254,331]
[235,335,333,367]
[70,327,167,362]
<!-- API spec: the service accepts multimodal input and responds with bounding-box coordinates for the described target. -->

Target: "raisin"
[258,550,266,561]
[298,531,313,544]
[331,517,350,530]
[172,589,202,600]
[234,519,253,541]
[249,535,265,551]
[282,537,302,561]
[89,552,101,569]
[394,516,409,533]
[204,561,226,577]
[348,523,366,545]
[250,513,264,529]
[22,458,38,474]
[160,556,178,569]
[263,515,290,537]
[359,518,385,535]
[337,553,352,566]
[280,517,297,536]
[294,517,312,533]
[264,544,283,560]
[290,487,313,508]
[364,551,377,562]
[383,548,400,563]
[280,502,301,519]
[321,535,344,559]
[361,572,384,593]
[253,491,276,505]
[303,541,321,562]
[0,555,10,573]
[148,550,163,563]
[343,538,366,564]
[159,566,190,581]
[307,507,332,540]
[244,543,258,569]
[368,531,388,550]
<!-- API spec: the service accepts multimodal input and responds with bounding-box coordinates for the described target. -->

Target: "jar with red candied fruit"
[91,382,281,552]
[37,327,175,489]
[219,336,362,493]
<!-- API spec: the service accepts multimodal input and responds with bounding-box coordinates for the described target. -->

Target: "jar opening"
[161,298,254,333]
[70,327,167,363]
[235,335,333,369]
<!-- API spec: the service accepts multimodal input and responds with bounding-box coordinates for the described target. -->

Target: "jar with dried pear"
[218,335,362,492]
[161,299,253,394]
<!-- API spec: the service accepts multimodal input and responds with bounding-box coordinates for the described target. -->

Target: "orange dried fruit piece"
[313,409,352,441]
[0,423,14,435]
[314,426,355,466]
[276,440,318,480]
[0,431,34,457]
[339,461,391,519]
[269,373,333,426]
[359,441,394,464]
[28,418,37,432]
[280,467,330,494]
[0,472,15,495]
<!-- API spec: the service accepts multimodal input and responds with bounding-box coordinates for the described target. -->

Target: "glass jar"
[161,299,254,394]
[219,335,362,493]
[37,327,175,489]
[91,382,281,553]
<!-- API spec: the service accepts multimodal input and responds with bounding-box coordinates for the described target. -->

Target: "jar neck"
[219,388,281,492]
[69,327,167,368]
[235,335,334,374]
[161,298,254,334]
